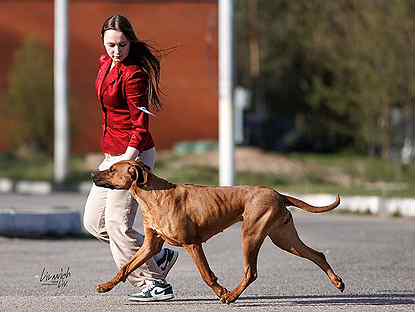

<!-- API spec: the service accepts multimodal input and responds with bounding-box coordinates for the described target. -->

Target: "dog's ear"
[128,161,150,187]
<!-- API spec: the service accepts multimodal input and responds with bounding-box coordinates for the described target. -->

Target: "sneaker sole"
[161,251,179,278]
[128,293,174,302]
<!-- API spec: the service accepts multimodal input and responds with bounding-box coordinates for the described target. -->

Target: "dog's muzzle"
[91,171,114,189]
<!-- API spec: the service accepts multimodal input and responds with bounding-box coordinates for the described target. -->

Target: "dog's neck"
[130,173,176,217]
[138,172,176,191]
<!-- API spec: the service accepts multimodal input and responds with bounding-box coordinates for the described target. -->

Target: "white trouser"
[83,147,164,287]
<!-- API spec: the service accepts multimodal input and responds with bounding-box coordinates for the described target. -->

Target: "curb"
[0,178,89,238]
[1,177,413,216]
[0,178,92,195]
[0,177,413,217]
[0,210,82,238]
[0,179,413,238]
[297,194,415,217]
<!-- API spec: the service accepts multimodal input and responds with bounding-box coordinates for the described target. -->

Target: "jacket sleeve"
[124,68,151,152]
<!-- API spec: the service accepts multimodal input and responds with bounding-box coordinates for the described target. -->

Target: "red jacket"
[95,55,154,155]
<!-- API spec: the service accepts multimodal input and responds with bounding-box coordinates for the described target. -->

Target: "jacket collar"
[97,56,112,100]
[97,55,136,101]
[97,57,127,101]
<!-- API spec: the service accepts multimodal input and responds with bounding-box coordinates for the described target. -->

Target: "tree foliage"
[5,37,54,155]
[236,0,413,157]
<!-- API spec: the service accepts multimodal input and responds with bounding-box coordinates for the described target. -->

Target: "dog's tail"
[282,194,340,213]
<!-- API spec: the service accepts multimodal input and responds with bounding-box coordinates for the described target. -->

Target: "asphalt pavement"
[0,207,414,312]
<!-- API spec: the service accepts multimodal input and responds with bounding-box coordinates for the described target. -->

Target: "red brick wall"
[0,0,218,153]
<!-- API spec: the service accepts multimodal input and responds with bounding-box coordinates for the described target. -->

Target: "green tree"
[236,0,413,158]
[5,37,54,156]
[303,0,413,158]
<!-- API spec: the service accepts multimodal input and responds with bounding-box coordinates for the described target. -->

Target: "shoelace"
[140,281,156,292]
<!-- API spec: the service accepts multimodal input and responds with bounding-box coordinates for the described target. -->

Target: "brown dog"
[92,160,345,303]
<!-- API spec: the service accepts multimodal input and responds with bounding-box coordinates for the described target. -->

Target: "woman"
[83,15,178,302]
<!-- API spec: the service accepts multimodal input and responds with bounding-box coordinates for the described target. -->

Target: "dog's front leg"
[96,227,164,293]
[95,264,129,293]
[184,244,229,301]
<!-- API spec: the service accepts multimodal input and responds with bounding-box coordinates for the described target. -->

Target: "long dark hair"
[101,15,162,111]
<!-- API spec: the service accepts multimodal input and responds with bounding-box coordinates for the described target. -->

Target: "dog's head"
[92,160,151,190]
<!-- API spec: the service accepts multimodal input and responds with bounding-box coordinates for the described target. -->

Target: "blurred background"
[0,0,413,198]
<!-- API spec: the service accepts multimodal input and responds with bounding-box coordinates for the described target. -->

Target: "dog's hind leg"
[184,244,229,299]
[268,211,345,292]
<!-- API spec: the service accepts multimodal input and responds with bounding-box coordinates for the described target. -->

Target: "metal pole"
[219,0,235,186]
[54,0,69,183]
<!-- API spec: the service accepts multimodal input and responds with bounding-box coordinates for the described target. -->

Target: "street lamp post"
[54,0,70,183]
[219,0,235,186]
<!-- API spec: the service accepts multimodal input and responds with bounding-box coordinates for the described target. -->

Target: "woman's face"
[103,29,130,64]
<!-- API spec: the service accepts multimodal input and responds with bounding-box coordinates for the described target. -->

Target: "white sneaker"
[128,280,174,302]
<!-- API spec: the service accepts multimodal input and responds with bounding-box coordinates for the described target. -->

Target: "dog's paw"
[337,279,345,292]
[333,276,345,292]
[213,286,228,300]
[96,282,114,293]
[219,293,229,304]
[219,291,238,304]
[219,289,228,303]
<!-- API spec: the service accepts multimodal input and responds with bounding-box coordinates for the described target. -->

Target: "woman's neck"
[110,61,118,70]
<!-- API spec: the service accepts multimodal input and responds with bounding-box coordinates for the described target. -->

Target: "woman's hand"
[120,146,140,161]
